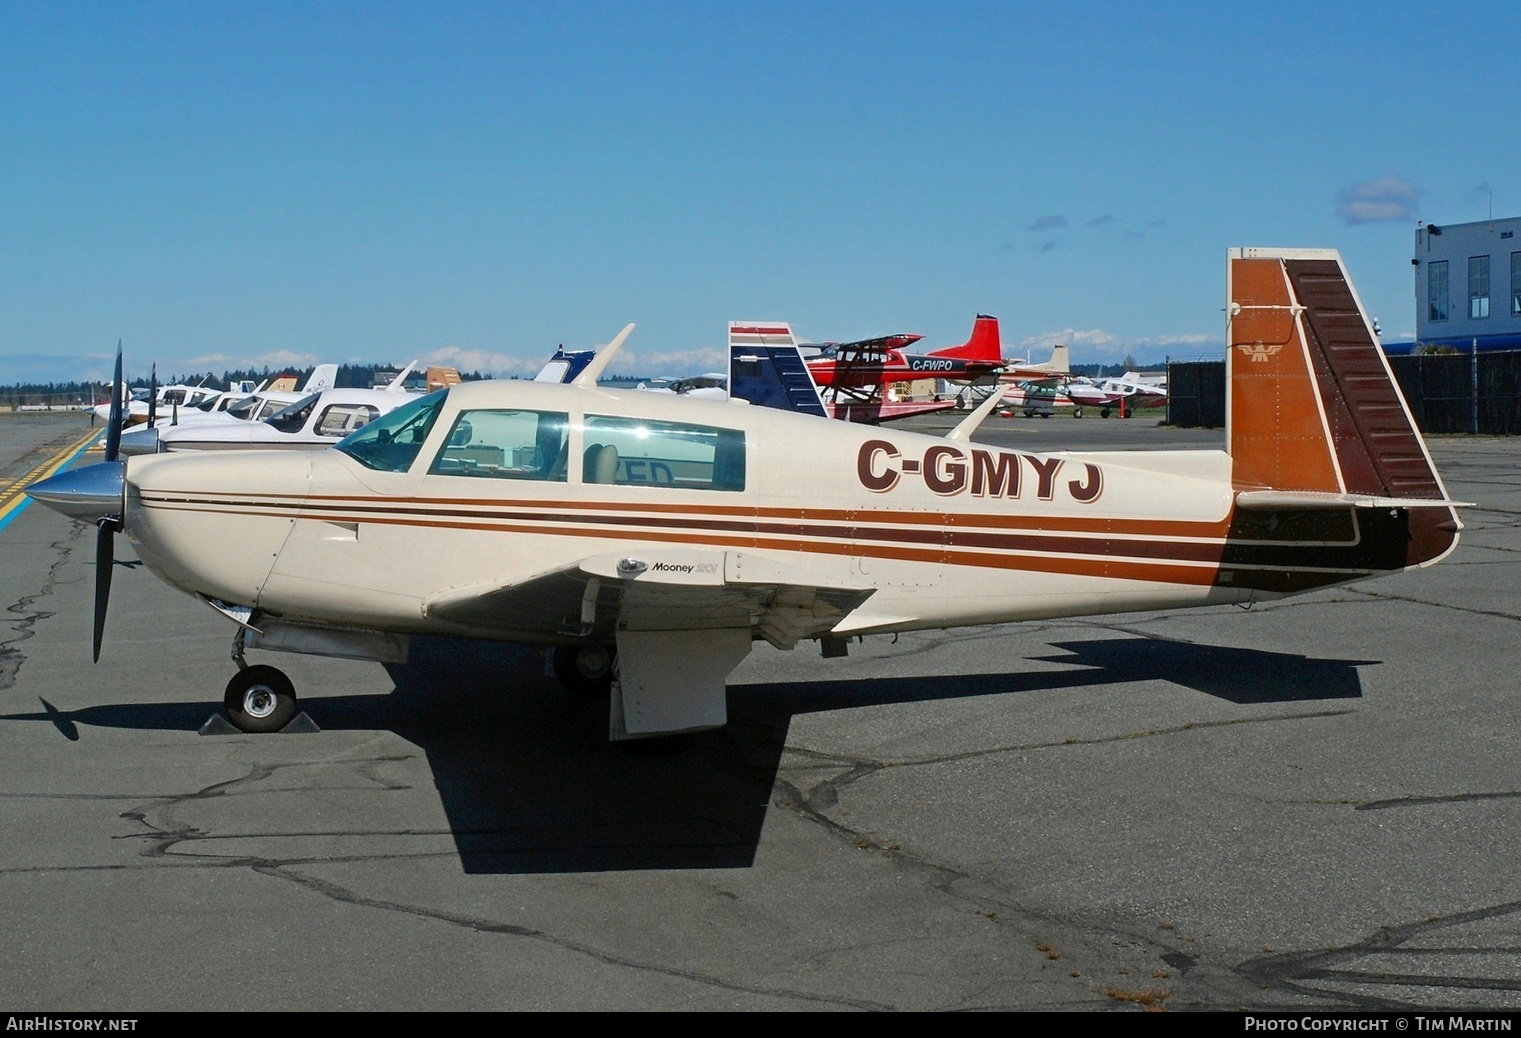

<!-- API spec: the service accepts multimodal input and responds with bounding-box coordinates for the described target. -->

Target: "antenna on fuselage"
[570,323,636,387]
[946,379,1009,443]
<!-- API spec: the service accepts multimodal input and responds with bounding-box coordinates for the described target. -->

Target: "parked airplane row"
[29,249,1465,750]
[88,314,1164,466]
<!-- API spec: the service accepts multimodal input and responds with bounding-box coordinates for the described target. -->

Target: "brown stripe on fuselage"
[139,489,1390,594]
[175,490,1238,539]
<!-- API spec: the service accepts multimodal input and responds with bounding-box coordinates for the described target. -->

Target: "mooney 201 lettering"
[28,250,1465,744]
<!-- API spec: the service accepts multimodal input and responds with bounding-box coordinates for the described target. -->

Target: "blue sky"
[2,1,1516,383]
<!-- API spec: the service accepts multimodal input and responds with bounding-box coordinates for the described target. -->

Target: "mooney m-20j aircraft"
[29,250,1464,742]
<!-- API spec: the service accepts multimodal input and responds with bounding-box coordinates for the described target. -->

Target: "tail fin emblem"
[1237,341,1283,363]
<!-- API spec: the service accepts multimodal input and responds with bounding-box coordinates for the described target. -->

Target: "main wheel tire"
[224,665,298,733]
[552,645,616,697]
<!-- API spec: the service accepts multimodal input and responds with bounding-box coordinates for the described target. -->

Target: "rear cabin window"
[582,416,745,491]
[429,410,570,481]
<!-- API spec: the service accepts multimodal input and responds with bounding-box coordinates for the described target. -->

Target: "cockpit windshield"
[224,396,259,420]
[335,390,446,472]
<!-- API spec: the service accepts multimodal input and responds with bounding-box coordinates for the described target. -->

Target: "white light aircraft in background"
[117,362,439,455]
[29,250,1465,746]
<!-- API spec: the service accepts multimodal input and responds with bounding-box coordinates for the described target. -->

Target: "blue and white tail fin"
[727,322,828,418]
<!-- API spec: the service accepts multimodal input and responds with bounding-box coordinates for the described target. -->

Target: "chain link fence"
[1167,352,1521,434]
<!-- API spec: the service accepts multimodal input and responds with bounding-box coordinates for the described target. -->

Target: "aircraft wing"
[422,547,876,650]
[824,332,924,358]
[423,547,880,739]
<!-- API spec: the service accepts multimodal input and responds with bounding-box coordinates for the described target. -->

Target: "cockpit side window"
[335,390,446,472]
[428,410,569,481]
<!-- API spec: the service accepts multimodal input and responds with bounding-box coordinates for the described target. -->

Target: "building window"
[1512,252,1521,317]
[1428,261,1448,322]
[1470,256,1490,319]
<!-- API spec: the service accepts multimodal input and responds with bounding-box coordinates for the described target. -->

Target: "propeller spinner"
[25,341,128,661]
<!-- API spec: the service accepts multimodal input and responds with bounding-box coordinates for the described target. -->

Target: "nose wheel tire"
[552,645,616,697]
[224,665,298,733]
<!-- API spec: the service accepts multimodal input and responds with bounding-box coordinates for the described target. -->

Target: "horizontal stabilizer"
[1235,490,1473,512]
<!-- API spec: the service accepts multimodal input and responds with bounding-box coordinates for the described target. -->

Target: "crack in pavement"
[766,718,1354,1009]
[1354,792,1521,812]
[1237,899,1521,1008]
[102,757,893,1011]
[1344,586,1521,624]
[1,523,87,691]
[786,708,1355,774]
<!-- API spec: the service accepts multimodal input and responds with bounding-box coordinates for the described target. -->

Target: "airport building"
[1412,216,1521,351]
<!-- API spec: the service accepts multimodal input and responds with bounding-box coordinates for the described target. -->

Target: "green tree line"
[1,364,493,408]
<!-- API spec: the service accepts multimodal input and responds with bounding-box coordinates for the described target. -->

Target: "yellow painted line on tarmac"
[0,427,107,534]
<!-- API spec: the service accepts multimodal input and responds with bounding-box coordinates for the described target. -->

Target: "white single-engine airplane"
[29,250,1466,743]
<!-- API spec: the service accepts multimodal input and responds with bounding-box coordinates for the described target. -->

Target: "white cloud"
[1336,175,1422,225]
[186,348,323,371]
[417,345,545,377]
[612,347,727,375]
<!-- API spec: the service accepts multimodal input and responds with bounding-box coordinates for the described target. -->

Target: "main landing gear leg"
[551,644,616,697]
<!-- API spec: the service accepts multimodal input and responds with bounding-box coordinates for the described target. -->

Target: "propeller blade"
[147,363,157,427]
[104,341,123,463]
[92,519,117,663]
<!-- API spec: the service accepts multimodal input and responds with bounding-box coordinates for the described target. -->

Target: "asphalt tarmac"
[1,409,1517,1011]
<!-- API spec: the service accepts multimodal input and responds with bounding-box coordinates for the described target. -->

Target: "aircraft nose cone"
[25,461,126,524]
[118,427,160,457]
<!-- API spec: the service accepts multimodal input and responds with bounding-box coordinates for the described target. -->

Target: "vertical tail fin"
[1227,248,1461,566]
[302,364,339,393]
[426,366,462,392]
[1025,344,1070,375]
[929,314,1002,364]
[728,321,828,417]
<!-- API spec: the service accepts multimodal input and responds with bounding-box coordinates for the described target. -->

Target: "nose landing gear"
[223,665,299,734]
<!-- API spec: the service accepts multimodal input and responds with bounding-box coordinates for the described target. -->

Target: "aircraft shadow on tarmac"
[5,636,1368,874]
